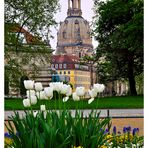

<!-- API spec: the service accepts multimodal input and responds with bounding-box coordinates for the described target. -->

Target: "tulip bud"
[61,84,68,94]
[24,80,34,90]
[26,90,35,98]
[93,83,105,93]
[66,85,72,96]
[88,98,94,104]
[44,87,53,99]
[76,87,85,97]
[23,99,31,107]
[30,95,37,105]
[63,96,69,102]
[49,82,63,92]
[40,105,46,111]
[88,89,97,98]
[33,111,38,117]
[72,92,80,101]
[34,82,43,91]
[36,91,48,100]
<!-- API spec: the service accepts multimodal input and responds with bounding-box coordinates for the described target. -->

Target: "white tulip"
[26,90,35,98]
[76,87,85,97]
[24,80,34,90]
[88,98,94,104]
[72,92,80,101]
[88,89,97,98]
[40,105,46,111]
[44,87,53,99]
[132,144,136,148]
[23,99,31,107]
[66,85,72,96]
[36,91,48,100]
[33,111,38,117]
[49,82,63,92]
[63,96,69,102]
[93,83,105,93]
[30,95,37,105]
[34,82,43,91]
[61,84,68,94]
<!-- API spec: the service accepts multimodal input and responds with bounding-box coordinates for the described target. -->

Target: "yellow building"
[51,55,95,91]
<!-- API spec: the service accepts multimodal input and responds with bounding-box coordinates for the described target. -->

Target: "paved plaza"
[5,109,143,119]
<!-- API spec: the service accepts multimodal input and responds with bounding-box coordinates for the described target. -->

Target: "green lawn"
[5,95,143,110]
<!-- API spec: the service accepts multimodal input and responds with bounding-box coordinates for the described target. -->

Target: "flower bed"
[5,111,144,148]
[5,80,144,147]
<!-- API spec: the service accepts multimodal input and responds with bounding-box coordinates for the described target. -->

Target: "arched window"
[59,64,62,69]
[75,19,79,24]
[55,64,58,69]
[63,64,67,69]
[63,31,67,39]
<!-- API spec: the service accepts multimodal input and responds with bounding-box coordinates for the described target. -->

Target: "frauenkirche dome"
[56,0,93,58]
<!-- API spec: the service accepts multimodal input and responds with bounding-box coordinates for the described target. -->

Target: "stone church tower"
[56,0,93,58]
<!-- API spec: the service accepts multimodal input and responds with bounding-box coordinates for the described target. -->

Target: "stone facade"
[56,0,93,58]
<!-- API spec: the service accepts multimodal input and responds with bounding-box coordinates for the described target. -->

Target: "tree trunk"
[128,55,137,96]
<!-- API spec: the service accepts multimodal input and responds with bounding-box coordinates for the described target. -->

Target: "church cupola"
[56,0,93,57]
[67,0,82,16]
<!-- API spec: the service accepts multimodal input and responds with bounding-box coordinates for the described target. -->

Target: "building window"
[59,64,62,69]
[68,71,70,74]
[64,71,66,74]
[59,71,62,74]
[51,64,54,68]
[75,20,79,24]
[63,32,66,38]
[63,64,67,69]
[55,64,58,69]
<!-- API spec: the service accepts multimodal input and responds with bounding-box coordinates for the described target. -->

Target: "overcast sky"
[50,0,98,50]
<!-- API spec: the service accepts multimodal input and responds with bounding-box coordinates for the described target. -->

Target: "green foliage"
[5,0,60,92]
[135,72,143,94]
[5,110,111,148]
[5,0,60,41]
[93,0,143,95]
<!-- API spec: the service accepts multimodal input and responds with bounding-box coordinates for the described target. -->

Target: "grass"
[5,95,143,110]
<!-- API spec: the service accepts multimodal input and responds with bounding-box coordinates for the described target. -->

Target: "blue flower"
[136,128,139,132]
[4,132,12,138]
[113,126,117,135]
[132,128,137,136]
[123,127,127,133]
[104,128,109,134]
[126,126,131,132]
[132,128,140,136]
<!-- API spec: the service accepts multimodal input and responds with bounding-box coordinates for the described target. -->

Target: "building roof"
[6,23,50,46]
[51,54,80,64]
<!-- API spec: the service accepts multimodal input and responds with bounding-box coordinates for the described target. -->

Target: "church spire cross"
[67,0,82,16]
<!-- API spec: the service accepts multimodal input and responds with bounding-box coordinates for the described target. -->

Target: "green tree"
[93,0,143,95]
[5,0,60,93]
